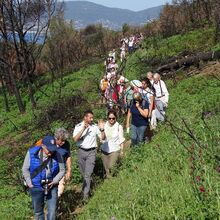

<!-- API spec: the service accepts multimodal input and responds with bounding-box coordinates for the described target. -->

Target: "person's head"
[83,110,94,125]
[147,72,153,80]
[141,78,152,89]
[133,92,142,103]
[107,110,117,125]
[153,73,161,82]
[42,135,57,156]
[54,128,69,147]
[103,75,108,80]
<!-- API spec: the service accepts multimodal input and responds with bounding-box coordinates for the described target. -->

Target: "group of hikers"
[21,35,169,219]
[100,33,145,111]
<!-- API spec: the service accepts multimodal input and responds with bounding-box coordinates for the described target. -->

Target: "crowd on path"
[22,33,169,220]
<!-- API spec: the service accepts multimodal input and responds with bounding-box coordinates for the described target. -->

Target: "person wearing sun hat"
[22,135,65,220]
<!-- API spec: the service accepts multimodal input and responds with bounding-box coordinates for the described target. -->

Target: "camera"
[41,179,52,195]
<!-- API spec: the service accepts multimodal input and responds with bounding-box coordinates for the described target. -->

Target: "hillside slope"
[0,28,220,219]
[77,70,220,219]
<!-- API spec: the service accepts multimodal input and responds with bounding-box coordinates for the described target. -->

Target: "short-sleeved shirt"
[73,122,101,149]
[130,99,149,127]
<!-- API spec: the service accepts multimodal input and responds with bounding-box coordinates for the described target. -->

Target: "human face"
[56,139,65,147]
[154,77,159,83]
[108,113,116,125]
[147,73,153,80]
[42,145,52,157]
[142,81,147,89]
[84,113,94,125]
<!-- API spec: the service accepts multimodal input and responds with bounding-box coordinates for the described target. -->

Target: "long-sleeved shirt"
[22,150,65,187]
[153,80,169,103]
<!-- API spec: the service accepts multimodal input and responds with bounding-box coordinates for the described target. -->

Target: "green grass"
[0,27,220,219]
[0,63,105,219]
[141,28,217,60]
[77,75,220,219]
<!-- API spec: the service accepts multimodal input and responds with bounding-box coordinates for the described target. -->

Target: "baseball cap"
[42,135,57,153]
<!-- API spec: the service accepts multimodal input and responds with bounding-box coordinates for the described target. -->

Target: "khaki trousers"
[101,150,120,178]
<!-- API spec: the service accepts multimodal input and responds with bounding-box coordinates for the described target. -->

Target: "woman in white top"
[141,78,157,130]
[101,110,125,178]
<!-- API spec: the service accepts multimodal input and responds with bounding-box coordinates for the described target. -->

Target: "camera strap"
[30,150,51,179]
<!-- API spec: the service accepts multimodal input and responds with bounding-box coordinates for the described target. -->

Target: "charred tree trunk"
[9,69,25,113]
[156,50,220,73]
[214,3,220,43]
[0,73,10,112]
[26,75,36,108]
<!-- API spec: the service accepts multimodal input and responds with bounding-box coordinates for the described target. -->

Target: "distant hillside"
[63,1,163,30]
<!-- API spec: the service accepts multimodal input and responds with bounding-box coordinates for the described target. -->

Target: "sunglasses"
[108,117,116,120]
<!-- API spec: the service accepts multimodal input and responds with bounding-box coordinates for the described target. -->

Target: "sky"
[63,0,172,11]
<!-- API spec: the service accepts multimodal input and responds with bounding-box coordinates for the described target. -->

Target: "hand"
[164,102,168,107]
[84,122,89,129]
[98,119,105,130]
[28,184,34,189]
[65,171,71,181]
[126,127,130,134]
[48,182,54,189]
[120,150,124,158]
[135,101,140,108]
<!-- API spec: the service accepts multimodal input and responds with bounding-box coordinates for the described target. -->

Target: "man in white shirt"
[73,110,105,200]
[153,73,169,122]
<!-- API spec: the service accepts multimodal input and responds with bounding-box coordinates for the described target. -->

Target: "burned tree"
[0,0,56,112]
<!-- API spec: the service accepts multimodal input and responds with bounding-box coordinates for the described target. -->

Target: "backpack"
[100,80,108,91]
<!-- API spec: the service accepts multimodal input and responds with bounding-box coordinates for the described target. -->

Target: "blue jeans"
[131,124,147,146]
[30,186,58,220]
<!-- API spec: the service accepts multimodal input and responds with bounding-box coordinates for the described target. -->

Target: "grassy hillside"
[77,73,220,219]
[0,27,219,219]
[124,28,219,80]
[76,28,220,219]
[0,63,106,219]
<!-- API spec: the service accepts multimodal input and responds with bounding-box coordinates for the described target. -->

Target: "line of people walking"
[22,109,126,219]
[21,39,169,219]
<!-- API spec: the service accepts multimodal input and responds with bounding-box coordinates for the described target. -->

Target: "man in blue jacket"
[22,136,65,220]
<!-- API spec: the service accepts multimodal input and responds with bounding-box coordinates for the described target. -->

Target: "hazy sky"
[63,0,172,11]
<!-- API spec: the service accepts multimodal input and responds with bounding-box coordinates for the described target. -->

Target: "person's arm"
[50,161,65,186]
[161,81,169,104]
[65,156,72,181]
[73,123,88,142]
[98,120,106,141]
[126,109,131,133]
[22,151,33,188]
[120,143,124,156]
[118,125,125,156]
[136,102,148,118]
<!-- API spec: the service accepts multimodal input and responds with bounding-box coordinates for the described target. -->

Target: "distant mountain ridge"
[63,1,163,30]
